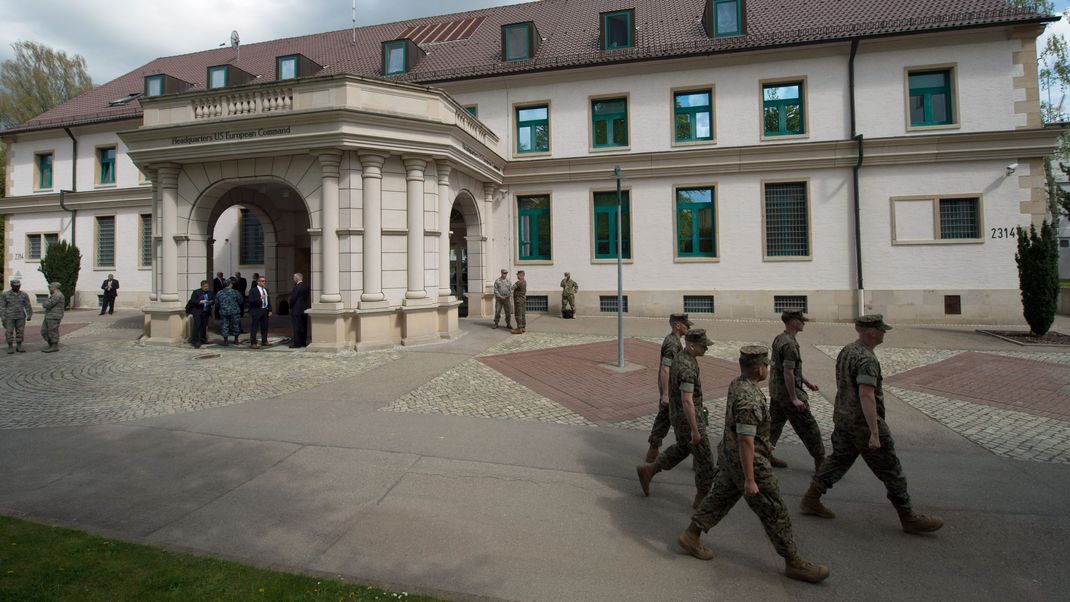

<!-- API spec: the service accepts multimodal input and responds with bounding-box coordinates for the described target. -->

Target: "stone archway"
[450,189,486,318]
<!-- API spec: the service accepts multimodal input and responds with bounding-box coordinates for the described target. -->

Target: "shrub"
[1015,221,1059,336]
[38,240,82,309]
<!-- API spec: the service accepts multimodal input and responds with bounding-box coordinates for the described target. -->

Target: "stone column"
[358,152,387,306]
[403,156,428,301]
[157,163,181,302]
[436,161,453,299]
[482,182,498,291]
[315,150,343,304]
[146,167,159,302]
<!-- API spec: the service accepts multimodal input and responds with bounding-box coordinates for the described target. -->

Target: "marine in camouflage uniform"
[2,278,33,353]
[644,313,691,462]
[493,269,512,329]
[677,346,829,584]
[636,329,717,509]
[215,280,244,345]
[560,272,578,317]
[801,315,943,535]
[768,310,825,471]
[511,271,527,333]
[40,282,65,353]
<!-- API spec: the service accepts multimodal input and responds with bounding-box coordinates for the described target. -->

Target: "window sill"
[513,151,552,159]
[592,258,634,264]
[760,133,809,142]
[762,256,812,262]
[892,238,983,246]
[906,123,960,133]
[674,256,720,263]
[94,266,117,270]
[95,183,118,189]
[137,266,152,271]
[588,145,631,154]
[517,259,553,265]
[33,188,54,194]
[671,139,717,148]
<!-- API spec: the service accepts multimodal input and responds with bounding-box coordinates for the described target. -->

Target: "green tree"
[1015,222,1060,335]
[38,240,82,310]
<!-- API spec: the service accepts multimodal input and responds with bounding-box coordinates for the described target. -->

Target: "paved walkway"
[1,311,1069,600]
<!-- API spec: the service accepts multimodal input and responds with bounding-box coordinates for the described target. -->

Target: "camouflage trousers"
[41,318,61,346]
[493,297,512,326]
[219,313,241,338]
[647,401,671,448]
[812,421,911,509]
[3,318,26,344]
[769,393,826,461]
[513,296,526,328]
[561,293,576,313]
[692,458,798,559]
[655,405,717,494]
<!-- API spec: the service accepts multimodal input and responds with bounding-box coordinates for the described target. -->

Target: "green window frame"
[383,41,407,75]
[909,69,953,126]
[602,10,633,50]
[503,23,531,61]
[763,182,810,257]
[36,153,53,189]
[593,190,631,259]
[277,55,298,80]
[674,90,713,143]
[208,66,228,89]
[676,187,716,258]
[592,97,628,148]
[145,75,163,97]
[464,105,478,118]
[517,195,552,260]
[98,147,116,185]
[713,0,741,36]
[762,82,804,137]
[516,105,549,154]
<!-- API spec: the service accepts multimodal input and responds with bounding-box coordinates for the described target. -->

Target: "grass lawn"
[0,516,439,602]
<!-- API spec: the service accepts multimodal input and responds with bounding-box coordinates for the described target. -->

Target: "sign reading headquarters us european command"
[170,126,292,145]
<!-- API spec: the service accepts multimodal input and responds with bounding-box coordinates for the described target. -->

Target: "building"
[1,0,1063,350]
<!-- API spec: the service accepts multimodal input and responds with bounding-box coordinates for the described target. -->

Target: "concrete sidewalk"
[1,312,1069,600]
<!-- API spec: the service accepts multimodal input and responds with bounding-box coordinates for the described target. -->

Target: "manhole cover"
[193,353,221,360]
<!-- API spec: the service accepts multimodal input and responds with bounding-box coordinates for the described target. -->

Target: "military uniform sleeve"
[855,353,880,387]
[781,341,800,370]
[660,337,675,367]
[677,362,697,394]
[733,388,763,436]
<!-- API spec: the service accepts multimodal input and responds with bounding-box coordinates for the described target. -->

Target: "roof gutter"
[849,38,864,315]
[60,127,77,245]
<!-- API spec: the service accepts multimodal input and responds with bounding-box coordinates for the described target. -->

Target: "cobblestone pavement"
[815,345,1070,464]
[0,340,401,429]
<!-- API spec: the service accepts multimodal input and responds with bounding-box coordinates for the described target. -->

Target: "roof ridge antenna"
[352,0,357,46]
[231,30,240,61]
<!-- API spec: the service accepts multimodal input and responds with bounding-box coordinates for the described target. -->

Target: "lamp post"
[614,165,624,368]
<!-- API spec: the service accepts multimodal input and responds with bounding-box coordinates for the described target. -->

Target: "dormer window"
[208,66,228,89]
[502,22,539,62]
[145,75,164,97]
[278,55,298,80]
[142,73,192,97]
[382,39,425,76]
[274,53,321,81]
[704,0,744,37]
[601,9,634,50]
[206,64,255,89]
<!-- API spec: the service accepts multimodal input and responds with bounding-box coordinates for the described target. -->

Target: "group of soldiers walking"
[637,311,943,584]
[2,278,66,353]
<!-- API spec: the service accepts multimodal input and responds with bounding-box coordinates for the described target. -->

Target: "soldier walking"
[511,270,527,334]
[492,269,513,330]
[768,310,825,471]
[560,272,578,318]
[677,346,829,584]
[40,282,65,353]
[637,329,718,509]
[800,315,943,534]
[644,313,692,462]
[2,278,33,354]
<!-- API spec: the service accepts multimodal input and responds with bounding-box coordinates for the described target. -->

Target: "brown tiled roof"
[4,0,1054,134]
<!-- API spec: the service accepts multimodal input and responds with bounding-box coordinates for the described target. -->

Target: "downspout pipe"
[848,39,865,314]
[60,127,78,245]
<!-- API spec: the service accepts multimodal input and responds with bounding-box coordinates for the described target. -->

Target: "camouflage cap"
[9,278,20,286]
[669,313,693,327]
[564,272,570,277]
[781,310,809,323]
[739,345,770,365]
[855,314,893,332]
[49,282,62,289]
[684,328,713,346]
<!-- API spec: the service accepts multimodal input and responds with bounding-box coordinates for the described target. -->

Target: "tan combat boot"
[644,445,659,463]
[785,557,830,583]
[896,507,944,534]
[800,484,836,518]
[770,454,788,468]
[6,343,12,354]
[16,343,25,353]
[677,522,714,560]
[636,463,660,496]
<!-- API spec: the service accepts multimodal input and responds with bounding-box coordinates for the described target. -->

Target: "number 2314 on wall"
[990,227,1017,239]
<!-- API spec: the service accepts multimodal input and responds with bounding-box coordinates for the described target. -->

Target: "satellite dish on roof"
[231,30,240,60]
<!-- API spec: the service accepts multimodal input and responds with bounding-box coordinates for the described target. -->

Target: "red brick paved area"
[478,338,739,425]
[887,352,1070,421]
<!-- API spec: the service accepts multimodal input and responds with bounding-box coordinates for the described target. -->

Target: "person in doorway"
[212,271,226,321]
[99,274,119,315]
[215,278,243,346]
[511,270,527,334]
[493,269,512,330]
[768,310,825,471]
[185,280,214,349]
[234,272,248,324]
[248,275,272,349]
[40,282,65,353]
[2,278,33,354]
[289,273,310,348]
[644,313,692,462]
[560,272,578,318]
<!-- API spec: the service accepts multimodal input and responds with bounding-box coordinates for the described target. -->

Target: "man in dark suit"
[185,280,214,348]
[212,272,225,321]
[99,274,119,315]
[288,272,311,348]
[247,275,271,349]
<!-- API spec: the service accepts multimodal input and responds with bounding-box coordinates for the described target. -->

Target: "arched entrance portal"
[449,190,485,318]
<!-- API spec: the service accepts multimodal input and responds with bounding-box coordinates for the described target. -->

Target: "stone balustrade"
[191,88,294,119]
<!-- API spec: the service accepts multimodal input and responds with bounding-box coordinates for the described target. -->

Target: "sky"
[0,0,1068,85]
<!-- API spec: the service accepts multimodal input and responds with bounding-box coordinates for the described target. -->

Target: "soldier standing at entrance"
[800,315,944,535]
[511,270,527,334]
[768,310,825,471]
[644,313,692,462]
[40,282,65,353]
[637,328,717,509]
[677,345,829,584]
[2,278,33,354]
[560,272,578,318]
[493,269,513,330]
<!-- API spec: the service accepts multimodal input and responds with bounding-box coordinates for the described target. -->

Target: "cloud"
[0,0,531,84]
